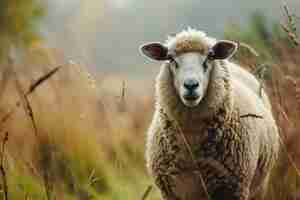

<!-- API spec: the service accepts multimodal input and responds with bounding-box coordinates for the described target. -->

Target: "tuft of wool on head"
[165,28,217,56]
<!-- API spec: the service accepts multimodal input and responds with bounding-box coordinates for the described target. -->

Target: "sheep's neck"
[157,60,233,135]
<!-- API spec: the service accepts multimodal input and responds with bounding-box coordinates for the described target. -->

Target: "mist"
[42,0,300,75]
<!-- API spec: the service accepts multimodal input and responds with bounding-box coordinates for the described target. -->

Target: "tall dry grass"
[0,45,158,199]
[0,15,299,199]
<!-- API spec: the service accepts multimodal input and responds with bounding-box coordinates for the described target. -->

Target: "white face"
[169,52,213,107]
[140,39,237,108]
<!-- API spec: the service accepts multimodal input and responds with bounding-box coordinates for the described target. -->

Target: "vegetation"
[225,12,300,200]
[0,5,299,200]
[0,0,45,58]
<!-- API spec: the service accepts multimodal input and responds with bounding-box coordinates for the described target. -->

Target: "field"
[0,13,299,200]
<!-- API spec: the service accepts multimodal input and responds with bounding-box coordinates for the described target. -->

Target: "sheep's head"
[140,29,237,108]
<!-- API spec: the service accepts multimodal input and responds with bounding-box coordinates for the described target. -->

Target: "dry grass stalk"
[0,66,62,134]
[281,25,300,46]
[42,172,53,200]
[237,41,260,57]
[10,61,61,199]
[140,185,153,200]
[278,126,300,177]
[87,169,101,188]
[0,104,20,130]
[0,132,9,200]
[252,64,270,79]
[26,66,61,96]
[281,3,300,46]
[0,65,61,124]
[0,66,13,106]
[14,75,39,136]
[121,80,126,101]
[19,67,61,200]
[240,113,263,119]
[252,64,271,97]
[118,80,127,112]
[272,73,300,178]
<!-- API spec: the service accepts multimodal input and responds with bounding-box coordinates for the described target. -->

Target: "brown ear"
[211,40,238,60]
[140,42,169,61]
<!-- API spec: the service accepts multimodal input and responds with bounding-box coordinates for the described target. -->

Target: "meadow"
[0,13,299,200]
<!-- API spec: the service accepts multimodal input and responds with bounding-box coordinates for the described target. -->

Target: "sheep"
[140,28,279,200]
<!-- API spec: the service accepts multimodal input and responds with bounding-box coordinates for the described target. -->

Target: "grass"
[225,12,300,200]
[0,12,299,199]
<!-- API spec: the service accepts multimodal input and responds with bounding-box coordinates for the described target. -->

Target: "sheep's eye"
[170,57,179,69]
[203,58,209,72]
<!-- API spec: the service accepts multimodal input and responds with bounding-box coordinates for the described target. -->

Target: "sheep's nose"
[184,79,199,91]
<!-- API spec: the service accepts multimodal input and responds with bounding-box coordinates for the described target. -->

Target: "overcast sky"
[42,0,300,76]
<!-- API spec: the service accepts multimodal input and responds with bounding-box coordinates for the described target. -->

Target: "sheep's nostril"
[184,79,199,91]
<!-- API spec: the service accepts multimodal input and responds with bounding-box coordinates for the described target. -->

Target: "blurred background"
[44,0,300,75]
[0,0,299,199]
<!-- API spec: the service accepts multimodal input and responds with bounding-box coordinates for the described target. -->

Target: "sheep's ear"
[210,40,238,60]
[140,42,169,61]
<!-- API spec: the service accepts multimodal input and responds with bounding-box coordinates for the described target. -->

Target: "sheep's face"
[169,52,211,107]
[140,39,237,108]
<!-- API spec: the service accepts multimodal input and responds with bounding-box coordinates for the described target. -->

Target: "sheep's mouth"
[182,94,201,107]
[183,94,199,101]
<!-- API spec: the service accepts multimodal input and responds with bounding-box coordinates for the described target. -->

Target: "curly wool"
[166,28,216,56]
